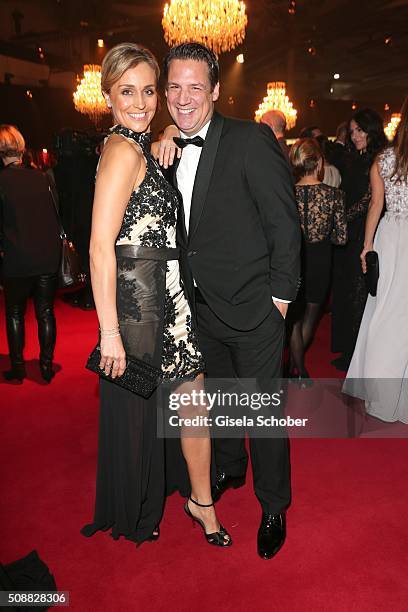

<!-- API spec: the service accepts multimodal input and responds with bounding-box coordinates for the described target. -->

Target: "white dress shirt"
[176,122,210,234]
[175,120,289,305]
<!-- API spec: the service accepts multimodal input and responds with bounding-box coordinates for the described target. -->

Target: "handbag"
[47,182,84,290]
[86,345,161,398]
[365,250,379,296]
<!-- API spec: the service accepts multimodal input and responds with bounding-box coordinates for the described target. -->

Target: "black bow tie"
[173,136,204,149]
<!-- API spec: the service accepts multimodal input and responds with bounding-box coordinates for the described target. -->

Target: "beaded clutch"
[86,345,161,399]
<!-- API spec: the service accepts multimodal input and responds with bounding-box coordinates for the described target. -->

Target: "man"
[163,43,300,560]
[328,121,349,178]
[299,125,322,139]
[261,109,290,162]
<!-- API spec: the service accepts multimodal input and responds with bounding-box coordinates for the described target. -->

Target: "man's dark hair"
[163,43,219,91]
[299,125,320,139]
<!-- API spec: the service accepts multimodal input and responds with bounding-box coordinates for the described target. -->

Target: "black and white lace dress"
[82,124,203,545]
[114,125,204,381]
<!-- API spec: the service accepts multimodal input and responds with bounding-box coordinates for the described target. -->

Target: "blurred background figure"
[261,109,290,162]
[315,134,341,187]
[286,138,346,382]
[53,129,99,311]
[0,124,61,382]
[22,149,39,169]
[331,108,387,370]
[299,125,322,139]
[328,121,349,178]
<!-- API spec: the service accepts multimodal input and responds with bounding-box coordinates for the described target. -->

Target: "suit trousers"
[3,274,58,368]
[196,298,291,515]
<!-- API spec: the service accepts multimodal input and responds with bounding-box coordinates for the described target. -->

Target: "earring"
[106,97,111,108]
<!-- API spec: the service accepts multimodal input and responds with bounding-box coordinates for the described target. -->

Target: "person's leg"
[32,274,58,381]
[302,302,322,349]
[176,373,230,544]
[230,307,291,515]
[196,301,248,478]
[3,277,32,380]
[289,319,305,374]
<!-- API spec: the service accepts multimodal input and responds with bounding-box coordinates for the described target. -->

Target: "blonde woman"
[81,43,231,547]
[0,125,61,383]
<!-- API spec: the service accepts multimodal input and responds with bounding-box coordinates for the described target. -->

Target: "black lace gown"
[294,183,347,304]
[81,125,204,544]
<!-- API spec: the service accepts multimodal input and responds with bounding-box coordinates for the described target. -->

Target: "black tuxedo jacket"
[169,111,301,331]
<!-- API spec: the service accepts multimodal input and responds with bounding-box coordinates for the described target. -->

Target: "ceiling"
[2,0,408,125]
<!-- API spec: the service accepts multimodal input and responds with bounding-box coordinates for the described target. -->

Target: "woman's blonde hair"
[290,137,324,182]
[101,42,160,93]
[0,124,25,159]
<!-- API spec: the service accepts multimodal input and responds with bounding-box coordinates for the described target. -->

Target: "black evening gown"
[331,153,371,361]
[81,125,204,544]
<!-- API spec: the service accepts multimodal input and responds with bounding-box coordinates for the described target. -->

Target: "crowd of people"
[1,40,407,561]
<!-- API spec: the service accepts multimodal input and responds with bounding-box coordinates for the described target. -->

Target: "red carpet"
[1,296,407,611]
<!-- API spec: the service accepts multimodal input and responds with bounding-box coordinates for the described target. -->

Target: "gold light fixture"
[384,113,401,141]
[162,0,248,55]
[254,81,297,130]
[73,64,109,125]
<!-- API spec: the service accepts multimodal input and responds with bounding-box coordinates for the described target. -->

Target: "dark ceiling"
[2,0,408,133]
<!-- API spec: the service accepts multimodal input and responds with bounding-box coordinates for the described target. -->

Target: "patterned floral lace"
[295,183,347,245]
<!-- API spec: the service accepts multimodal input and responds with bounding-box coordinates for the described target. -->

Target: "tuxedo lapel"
[167,157,188,248]
[188,112,224,240]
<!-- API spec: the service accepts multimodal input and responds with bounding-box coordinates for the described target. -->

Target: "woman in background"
[287,138,346,381]
[344,97,408,423]
[0,125,61,383]
[331,109,387,370]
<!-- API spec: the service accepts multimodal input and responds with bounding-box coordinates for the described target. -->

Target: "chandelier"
[384,113,401,141]
[162,0,248,55]
[254,81,297,130]
[73,64,109,125]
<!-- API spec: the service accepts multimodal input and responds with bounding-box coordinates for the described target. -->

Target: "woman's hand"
[360,244,373,273]
[99,335,126,378]
[152,125,182,169]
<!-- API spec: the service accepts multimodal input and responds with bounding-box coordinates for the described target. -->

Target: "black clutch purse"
[365,250,379,297]
[86,345,161,399]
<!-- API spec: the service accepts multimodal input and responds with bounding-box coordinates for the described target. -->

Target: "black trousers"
[3,274,57,368]
[196,295,291,515]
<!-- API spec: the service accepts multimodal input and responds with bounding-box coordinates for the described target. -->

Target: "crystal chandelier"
[73,64,109,125]
[384,113,401,141]
[254,81,297,130]
[162,0,248,55]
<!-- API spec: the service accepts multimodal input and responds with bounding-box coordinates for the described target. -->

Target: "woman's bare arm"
[90,136,143,376]
[360,158,385,273]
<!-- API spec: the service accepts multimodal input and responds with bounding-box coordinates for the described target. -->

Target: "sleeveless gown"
[82,125,204,543]
[343,147,408,423]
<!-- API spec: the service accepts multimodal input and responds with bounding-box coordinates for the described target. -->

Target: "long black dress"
[81,126,204,544]
[331,152,371,362]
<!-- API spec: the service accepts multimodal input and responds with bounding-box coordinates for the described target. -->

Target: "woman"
[287,138,347,381]
[0,125,61,383]
[331,109,387,370]
[344,97,408,423]
[81,43,231,546]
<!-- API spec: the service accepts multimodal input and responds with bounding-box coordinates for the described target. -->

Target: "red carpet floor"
[1,296,408,611]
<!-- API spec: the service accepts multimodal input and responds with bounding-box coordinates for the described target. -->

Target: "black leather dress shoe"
[257,512,286,560]
[211,470,245,503]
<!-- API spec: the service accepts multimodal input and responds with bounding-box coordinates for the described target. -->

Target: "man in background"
[261,109,290,162]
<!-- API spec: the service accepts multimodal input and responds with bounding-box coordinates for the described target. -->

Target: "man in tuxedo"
[163,43,300,559]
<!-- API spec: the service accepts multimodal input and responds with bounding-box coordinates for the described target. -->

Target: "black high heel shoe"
[184,497,232,547]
